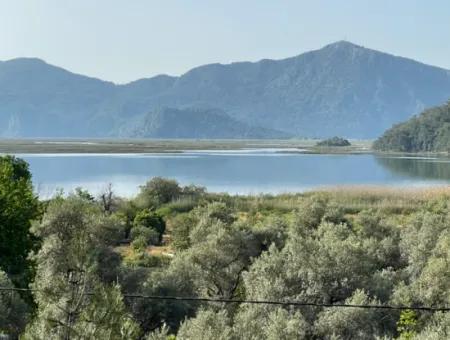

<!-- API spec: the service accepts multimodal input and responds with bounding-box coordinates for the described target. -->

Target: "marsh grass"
[313,186,450,213]
[204,186,450,216]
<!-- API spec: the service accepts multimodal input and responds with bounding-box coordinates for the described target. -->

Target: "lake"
[16,150,450,198]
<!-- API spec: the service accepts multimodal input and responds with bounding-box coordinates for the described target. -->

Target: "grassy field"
[0,138,373,154]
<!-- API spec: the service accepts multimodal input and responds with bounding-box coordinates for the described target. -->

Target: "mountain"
[373,101,450,152]
[117,107,290,139]
[1,41,450,138]
[0,58,116,137]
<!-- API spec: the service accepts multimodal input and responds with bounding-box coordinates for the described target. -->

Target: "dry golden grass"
[313,185,450,213]
[318,185,450,200]
[146,245,174,257]
[115,244,174,259]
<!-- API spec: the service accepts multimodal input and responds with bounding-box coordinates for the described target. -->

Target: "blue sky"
[1,0,449,83]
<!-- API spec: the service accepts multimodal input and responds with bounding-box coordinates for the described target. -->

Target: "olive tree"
[24,196,139,339]
[0,269,30,337]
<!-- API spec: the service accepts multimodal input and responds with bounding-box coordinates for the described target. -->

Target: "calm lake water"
[16,151,450,198]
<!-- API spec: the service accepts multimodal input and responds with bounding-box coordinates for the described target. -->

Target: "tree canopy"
[0,155,40,285]
[316,136,351,147]
[373,100,450,152]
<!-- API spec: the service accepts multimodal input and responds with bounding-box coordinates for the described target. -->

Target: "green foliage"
[74,283,141,339]
[314,290,390,339]
[130,226,160,248]
[115,198,140,239]
[133,209,165,243]
[74,187,95,202]
[411,312,450,339]
[397,310,418,340]
[145,324,172,340]
[233,305,308,339]
[130,257,198,332]
[24,195,139,338]
[316,136,351,147]
[171,213,197,251]
[2,172,450,338]
[137,177,182,207]
[0,269,29,337]
[0,155,40,284]
[177,309,233,340]
[131,235,150,253]
[374,100,450,152]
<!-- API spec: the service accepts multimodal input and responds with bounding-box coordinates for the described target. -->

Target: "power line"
[1,287,449,312]
[120,294,450,312]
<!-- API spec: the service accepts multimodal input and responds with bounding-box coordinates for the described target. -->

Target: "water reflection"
[375,156,450,181]
[16,152,450,198]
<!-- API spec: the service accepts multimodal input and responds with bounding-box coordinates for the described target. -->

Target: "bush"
[133,209,166,243]
[130,226,160,247]
[316,136,351,147]
[137,177,182,207]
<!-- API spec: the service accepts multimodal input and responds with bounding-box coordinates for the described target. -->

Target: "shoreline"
[1,139,449,158]
[0,138,371,155]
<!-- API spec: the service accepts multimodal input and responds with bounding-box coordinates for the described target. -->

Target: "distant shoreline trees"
[316,136,351,147]
[373,101,450,152]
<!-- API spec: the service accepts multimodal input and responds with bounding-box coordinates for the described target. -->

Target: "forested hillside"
[374,101,450,152]
[2,41,450,138]
[1,156,449,339]
[117,107,289,139]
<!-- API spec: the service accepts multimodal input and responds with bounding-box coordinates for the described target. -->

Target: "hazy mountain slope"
[117,107,290,139]
[1,41,450,138]
[133,41,450,138]
[373,101,450,152]
[0,58,117,137]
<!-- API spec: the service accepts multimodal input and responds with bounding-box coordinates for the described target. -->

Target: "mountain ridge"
[1,41,450,139]
[4,41,449,85]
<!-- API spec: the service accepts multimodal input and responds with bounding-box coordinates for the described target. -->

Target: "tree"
[0,156,40,285]
[115,199,139,239]
[233,305,308,340]
[137,177,181,207]
[0,269,30,337]
[316,136,351,147]
[176,309,233,340]
[133,209,165,243]
[397,310,418,340]
[314,290,393,339]
[24,196,138,338]
[373,101,450,152]
[99,183,115,215]
[171,213,197,251]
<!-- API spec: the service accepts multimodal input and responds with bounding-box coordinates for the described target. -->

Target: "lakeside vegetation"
[1,155,449,339]
[316,136,351,147]
[374,101,450,153]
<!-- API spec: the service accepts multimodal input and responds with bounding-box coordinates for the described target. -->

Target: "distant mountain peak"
[319,41,369,56]
[1,43,450,139]
[325,40,362,49]
[4,57,48,66]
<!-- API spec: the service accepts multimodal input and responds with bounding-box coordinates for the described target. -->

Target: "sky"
[1,0,449,83]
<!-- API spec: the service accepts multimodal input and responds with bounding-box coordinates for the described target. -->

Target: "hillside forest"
[374,101,450,153]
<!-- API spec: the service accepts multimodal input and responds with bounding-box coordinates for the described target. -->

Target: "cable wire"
[1,287,449,312]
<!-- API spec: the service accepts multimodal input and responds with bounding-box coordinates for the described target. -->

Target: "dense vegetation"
[316,137,351,147]
[1,156,450,339]
[117,107,289,139]
[374,101,450,152]
[3,41,450,139]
